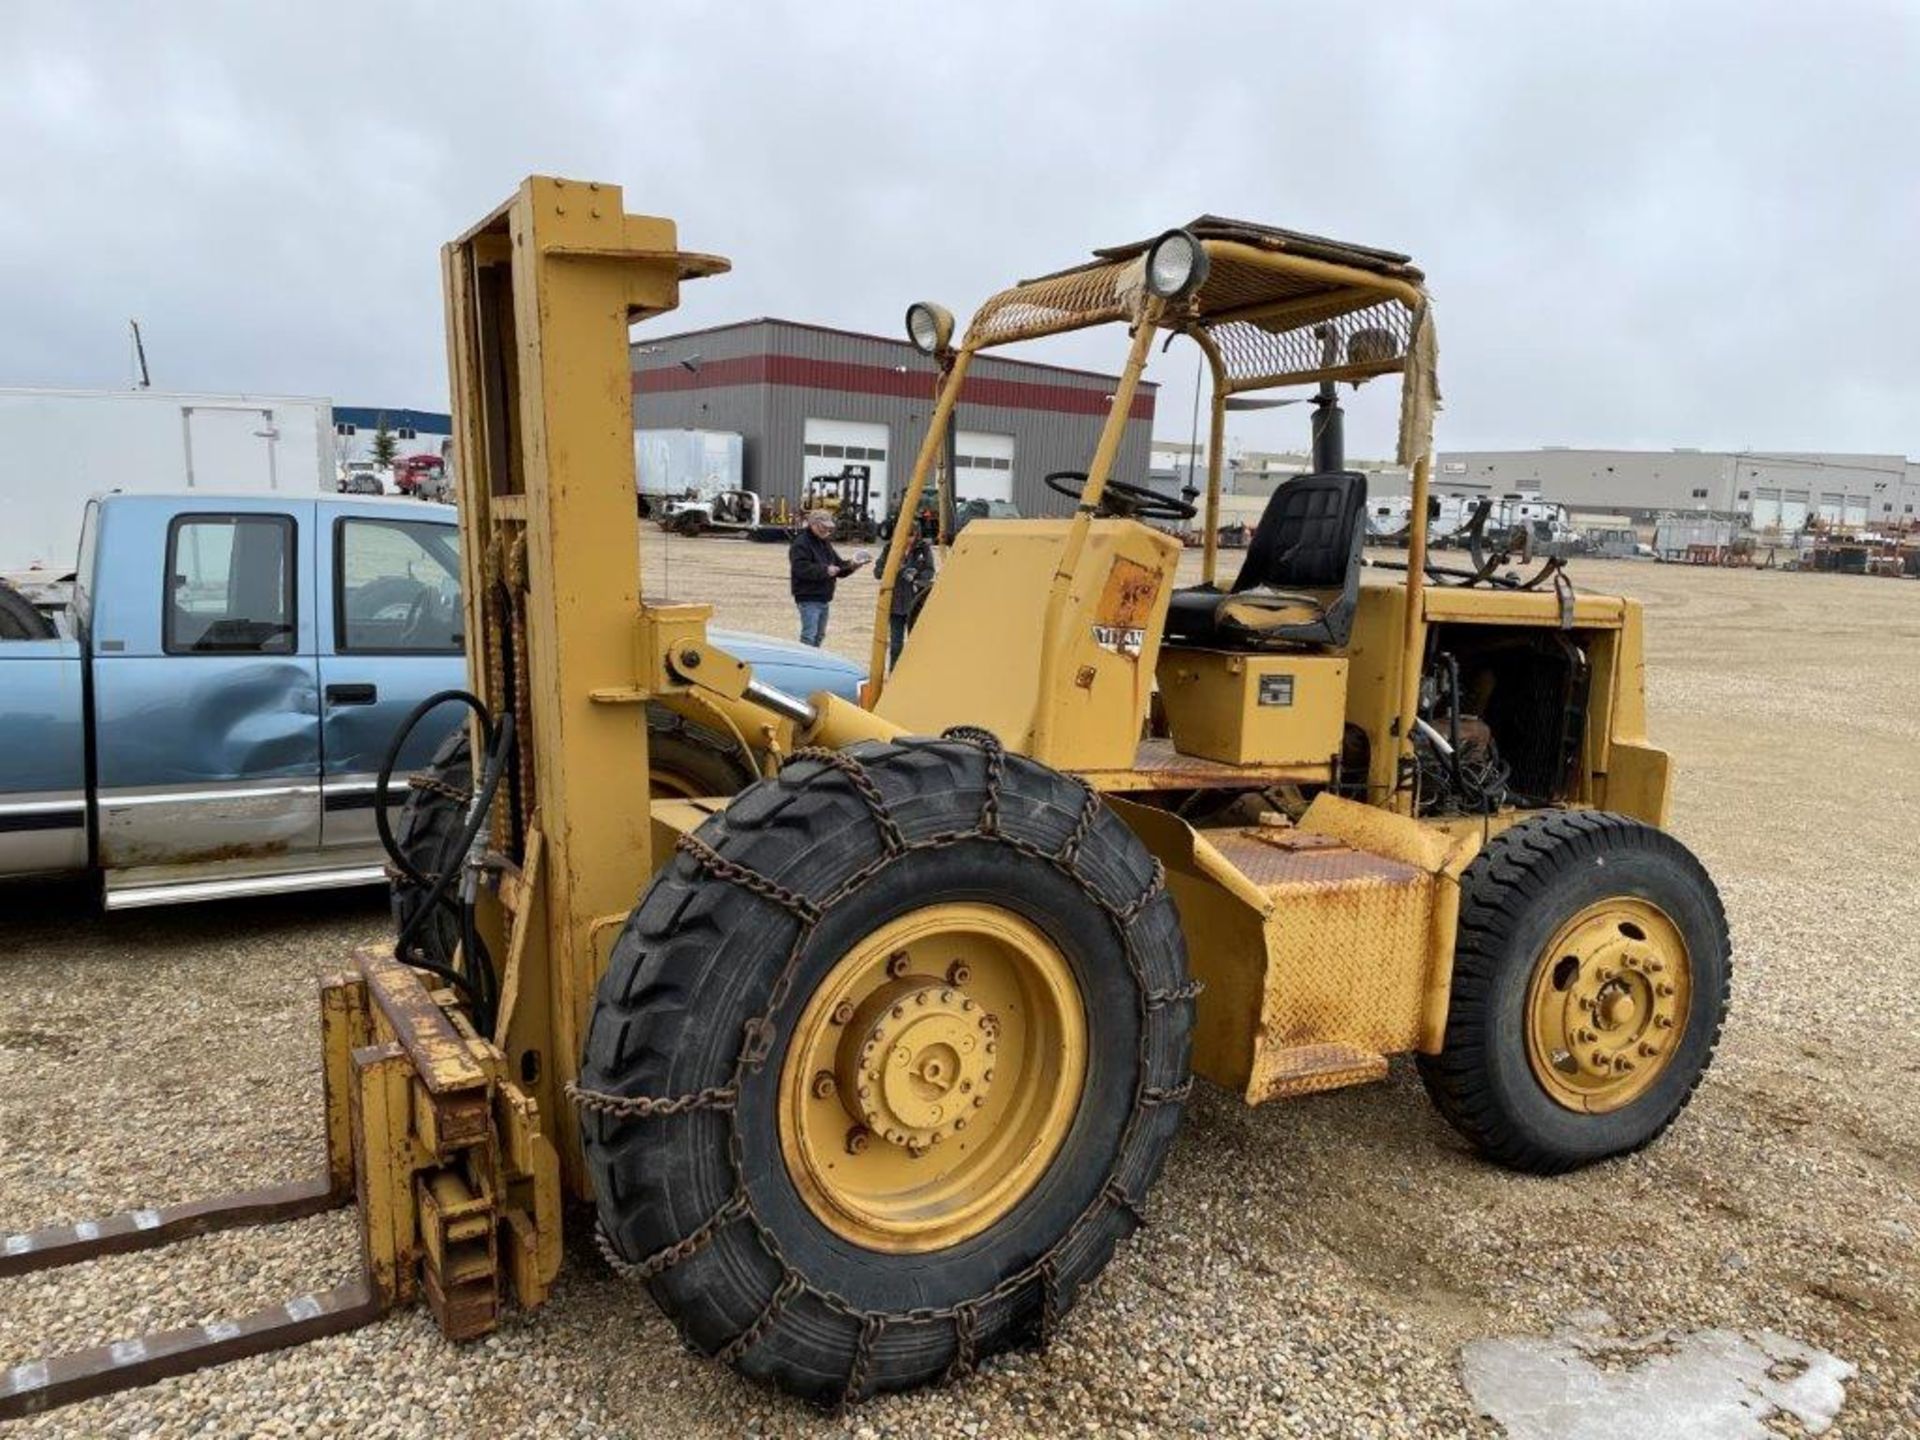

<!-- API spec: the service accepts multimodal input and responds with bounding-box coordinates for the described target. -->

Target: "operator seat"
[1163,470,1368,649]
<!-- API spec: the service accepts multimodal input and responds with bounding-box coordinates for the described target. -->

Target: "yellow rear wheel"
[1418,811,1729,1174]
[779,903,1087,1252]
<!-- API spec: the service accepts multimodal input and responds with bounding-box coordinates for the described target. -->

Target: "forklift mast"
[441,176,730,1188]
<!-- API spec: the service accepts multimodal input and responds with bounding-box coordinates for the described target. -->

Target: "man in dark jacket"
[889,524,936,665]
[789,509,864,647]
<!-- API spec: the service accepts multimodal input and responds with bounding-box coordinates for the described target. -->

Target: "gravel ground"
[3,538,1917,1437]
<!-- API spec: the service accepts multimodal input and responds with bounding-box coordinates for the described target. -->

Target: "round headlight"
[1145,229,1209,301]
[905,301,954,355]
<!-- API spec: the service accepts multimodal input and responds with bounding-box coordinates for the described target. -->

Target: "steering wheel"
[1044,470,1197,522]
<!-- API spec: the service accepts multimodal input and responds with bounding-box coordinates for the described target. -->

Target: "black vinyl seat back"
[1232,471,1368,593]
[1164,470,1368,650]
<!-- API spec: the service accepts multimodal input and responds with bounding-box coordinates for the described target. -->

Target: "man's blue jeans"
[797,600,830,648]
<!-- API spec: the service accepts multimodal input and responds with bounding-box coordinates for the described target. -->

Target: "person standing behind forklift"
[889,523,936,665]
[789,509,866,647]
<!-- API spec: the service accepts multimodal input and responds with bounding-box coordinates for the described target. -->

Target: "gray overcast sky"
[3,2,1916,461]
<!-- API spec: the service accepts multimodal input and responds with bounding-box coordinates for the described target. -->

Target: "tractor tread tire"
[0,580,53,641]
[579,738,1193,1404]
[1417,810,1730,1175]
[644,703,758,798]
[388,728,473,968]
[389,705,756,972]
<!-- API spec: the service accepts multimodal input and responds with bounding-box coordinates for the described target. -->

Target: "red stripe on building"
[634,354,1154,421]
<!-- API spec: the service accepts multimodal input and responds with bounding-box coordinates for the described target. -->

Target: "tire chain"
[407,774,473,807]
[570,728,1197,1411]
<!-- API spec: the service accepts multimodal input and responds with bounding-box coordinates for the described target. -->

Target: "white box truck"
[633,428,745,515]
[1,387,334,576]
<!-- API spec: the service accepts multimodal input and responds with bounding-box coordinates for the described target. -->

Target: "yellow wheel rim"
[1525,898,1691,1114]
[778,902,1087,1253]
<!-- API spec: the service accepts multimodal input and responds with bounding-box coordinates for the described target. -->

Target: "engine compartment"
[1416,624,1595,814]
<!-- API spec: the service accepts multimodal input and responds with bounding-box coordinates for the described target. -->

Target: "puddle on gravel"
[1462,1311,1855,1438]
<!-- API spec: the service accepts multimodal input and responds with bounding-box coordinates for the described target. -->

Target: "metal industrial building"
[1401,448,1920,529]
[333,405,452,466]
[630,319,1156,517]
[1162,440,1920,530]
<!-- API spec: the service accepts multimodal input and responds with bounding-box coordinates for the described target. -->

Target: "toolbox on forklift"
[1155,649,1348,768]
[2,181,1730,1418]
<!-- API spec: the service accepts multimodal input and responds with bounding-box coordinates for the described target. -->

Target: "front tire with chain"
[577,736,1193,1404]
[1418,810,1730,1173]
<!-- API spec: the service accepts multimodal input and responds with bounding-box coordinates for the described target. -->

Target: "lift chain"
[570,728,1197,1412]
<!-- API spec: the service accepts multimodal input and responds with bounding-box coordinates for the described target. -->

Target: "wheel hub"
[778,903,1087,1253]
[1525,899,1691,1113]
[840,981,996,1150]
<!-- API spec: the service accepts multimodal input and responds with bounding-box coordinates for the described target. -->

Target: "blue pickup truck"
[0,492,860,908]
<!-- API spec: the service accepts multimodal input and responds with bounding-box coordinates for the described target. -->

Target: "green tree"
[370,414,399,468]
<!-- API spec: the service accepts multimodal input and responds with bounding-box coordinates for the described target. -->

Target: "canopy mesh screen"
[965,260,1133,348]
[964,217,1424,391]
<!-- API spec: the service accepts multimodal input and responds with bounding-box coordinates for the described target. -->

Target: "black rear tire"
[388,727,473,971]
[578,737,1193,1404]
[0,580,53,641]
[1417,811,1730,1173]
[389,704,758,971]
[643,703,758,799]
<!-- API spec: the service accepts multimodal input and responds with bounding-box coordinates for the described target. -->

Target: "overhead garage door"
[954,431,1015,505]
[1817,492,1845,525]
[1780,491,1810,532]
[1843,496,1869,527]
[803,419,889,518]
[1749,487,1782,531]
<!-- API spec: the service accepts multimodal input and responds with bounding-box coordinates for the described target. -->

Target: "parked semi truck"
[0,388,336,576]
[0,491,861,909]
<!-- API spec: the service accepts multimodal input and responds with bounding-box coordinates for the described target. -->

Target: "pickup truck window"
[336,517,463,654]
[164,513,296,654]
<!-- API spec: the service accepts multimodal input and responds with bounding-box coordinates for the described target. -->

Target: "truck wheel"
[1418,811,1730,1174]
[577,736,1193,1404]
[0,580,52,641]
[389,705,758,970]
[388,727,474,971]
[644,703,758,799]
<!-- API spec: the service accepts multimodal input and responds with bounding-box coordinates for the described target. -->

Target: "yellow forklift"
[1,179,1728,1416]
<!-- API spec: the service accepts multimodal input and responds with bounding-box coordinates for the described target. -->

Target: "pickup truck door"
[91,501,323,874]
[316,509,467,850]
[0,632,88,876]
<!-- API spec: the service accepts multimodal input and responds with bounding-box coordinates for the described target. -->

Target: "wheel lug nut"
[915,992,928,1006]
[845,1127,870,1155]
[955,1117,968,1130]
[811,1071,836,1100]
[1655,1016,1675,1030]
[1657,983,1676,998]
[1649,959,1665,974]
[962,997,977,1012]
[972,1094,986,1108]
[831,1001,855,1026]
[1638,1042,1659,1058]
[947,962,971,986]
[886,951,910,979]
